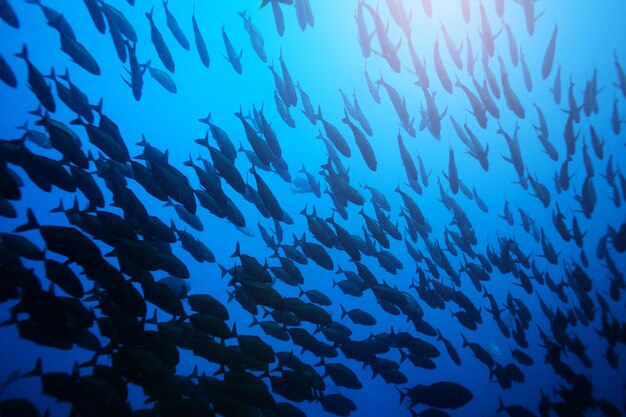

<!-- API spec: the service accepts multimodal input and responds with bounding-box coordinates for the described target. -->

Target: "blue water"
[1,0,625,416]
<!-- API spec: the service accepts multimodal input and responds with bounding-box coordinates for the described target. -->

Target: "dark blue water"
[0,0,625,416]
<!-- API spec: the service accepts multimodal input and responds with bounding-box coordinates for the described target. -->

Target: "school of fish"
[0,0,625,416]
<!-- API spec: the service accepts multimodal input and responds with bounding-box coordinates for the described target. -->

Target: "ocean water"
[0,0,625,416]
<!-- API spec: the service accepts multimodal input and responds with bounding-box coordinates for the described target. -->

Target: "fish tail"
[15,44,28,60]
[497,397,506,413]
[395,387,407,404]
[14,208,39,232]
[23,358,42,377]
[340,304,347,319]
[49,199,66,213]
[231,242,241,258]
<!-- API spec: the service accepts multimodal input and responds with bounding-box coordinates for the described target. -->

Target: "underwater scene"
[0,0,625,416]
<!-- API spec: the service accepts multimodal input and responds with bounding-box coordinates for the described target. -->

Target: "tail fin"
[15,44,28,60]
[14,208,39,232]
[24,358,42,377]
[231,241,241,258]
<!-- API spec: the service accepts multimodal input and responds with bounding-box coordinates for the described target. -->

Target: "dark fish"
[465,32,477,76]
[101,1,137,42]
[434,37,453,94]
[502,21,519,67]
[316,107,351,157]
[198,114,238,162]
[238,10,266,62]
[51,69,94,123]
[611,97,624,135]
[26,0,75,39]
[436,329,461,365]
[262,0,286,37]
[83,0,105,34]
[520,49,532,92]
[445,146,459,194]
[440,22,463,70]
[192,8,210,67]
[355,1,375,58]
[0,0,19,28]
[320,393,357,416]
[498,56,525,119]
[15,45,55,112]
[146,7,175,73]
[104,8,127,62]
[32,109,88,168]
[249,165,285,222]
[340,304,376,325]
[16,121,50,149]
[398,381,473,409]
[455,77,487,128]
[0,53,16,87]
[15,208,101,266]
[542,25,558,79]
[147,63,177,93]
[274,91,295,127]
[235,109,272,166]
[342,110,376,171]
[59,32,100,75]
[377,74,415,135]
[279,49,297,106]
[497,397,537,417]
[551,65,562,104]
[323,361,362,389]
[163,0,190,50]
[122,41,148,101]
[361,2,401,72]
[221,25,242,74]
[479,1,498,57]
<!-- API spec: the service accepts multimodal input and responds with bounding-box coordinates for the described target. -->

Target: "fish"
[121,41,148,101]
[542,25,558,79]
[520,49,532,92]
[15,45,55,112]
[502,20,519,67]
[82,0,105,34]
[316,107,351,158]
[434,37,453,94]
[398,381,473,409]
[441,21,463,70]
[222,25,243,74]
[146,62,177,93]
[0,0,19,28]
[342,110,377,171]
[192,7,210,67]
[239,10,267,62]
[460,0,471,23]
[0,53,16,87]
[163,0,189,50]
[551,65,562,104]
[146,7,175,73]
